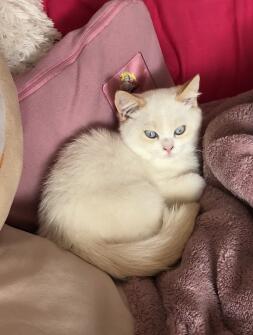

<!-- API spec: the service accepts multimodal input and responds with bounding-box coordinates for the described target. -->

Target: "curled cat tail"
[68,202,199,279]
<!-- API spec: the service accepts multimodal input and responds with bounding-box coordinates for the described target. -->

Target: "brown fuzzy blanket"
[122,94,253,334]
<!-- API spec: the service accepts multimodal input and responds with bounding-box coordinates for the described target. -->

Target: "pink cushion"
[8,0,172,231]
[44,0,253,102]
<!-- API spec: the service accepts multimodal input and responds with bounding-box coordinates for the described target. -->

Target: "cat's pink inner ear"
[114,91,145,121]
[176,74,200,107]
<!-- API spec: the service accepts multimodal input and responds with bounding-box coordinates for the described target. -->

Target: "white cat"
[39,75,205,279]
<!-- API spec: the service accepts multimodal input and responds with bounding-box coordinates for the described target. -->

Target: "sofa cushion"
[45,0,253,102]
[0,225,133,335]
[0,56,22,231]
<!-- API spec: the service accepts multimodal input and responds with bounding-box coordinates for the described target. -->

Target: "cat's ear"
[115,91,145,122]
[176,74,200,107]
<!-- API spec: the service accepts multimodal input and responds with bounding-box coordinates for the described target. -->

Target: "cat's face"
[115,75,202,163]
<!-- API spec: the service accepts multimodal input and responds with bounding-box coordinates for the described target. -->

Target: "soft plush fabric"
[0,0,60,75]
[44,0,253,103]
[204,104,253,207]
[122,92,253,334]
[0,55,22,230]
[8,0,172,232]
[0,224,133,335]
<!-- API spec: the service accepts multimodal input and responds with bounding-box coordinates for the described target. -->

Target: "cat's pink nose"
[163,145,174,153]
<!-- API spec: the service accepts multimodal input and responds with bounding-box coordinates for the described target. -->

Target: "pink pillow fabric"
[9,0,172,232]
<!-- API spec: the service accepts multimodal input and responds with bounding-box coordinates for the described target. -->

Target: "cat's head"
[115,75,202,163]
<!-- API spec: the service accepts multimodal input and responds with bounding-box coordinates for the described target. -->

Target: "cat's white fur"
[39,75,205,279]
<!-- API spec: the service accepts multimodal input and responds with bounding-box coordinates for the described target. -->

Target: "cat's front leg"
[158,173,206,203]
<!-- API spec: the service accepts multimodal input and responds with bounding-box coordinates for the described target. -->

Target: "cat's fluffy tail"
[70,202,199,279]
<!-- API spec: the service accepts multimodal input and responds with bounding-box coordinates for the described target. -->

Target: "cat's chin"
[162,154,174,159]
[147,152,178,165]
[134,150,176,162]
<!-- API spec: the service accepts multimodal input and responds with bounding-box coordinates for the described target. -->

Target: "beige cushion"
[0,225,134,335]
[0,55,22,229]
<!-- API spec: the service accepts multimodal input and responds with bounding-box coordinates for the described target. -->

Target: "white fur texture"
[0,0,61,74]
[39,80,205,278]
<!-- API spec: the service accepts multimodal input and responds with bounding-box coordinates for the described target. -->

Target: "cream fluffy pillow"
[0,0,60,75]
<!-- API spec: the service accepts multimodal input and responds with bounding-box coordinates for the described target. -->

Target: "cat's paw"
[188,173,206,201]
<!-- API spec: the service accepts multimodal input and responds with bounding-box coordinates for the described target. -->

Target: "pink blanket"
[122,95,253,334]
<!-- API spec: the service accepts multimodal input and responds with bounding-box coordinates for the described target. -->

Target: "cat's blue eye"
[144,130,159,139]
[174,125,186,136]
